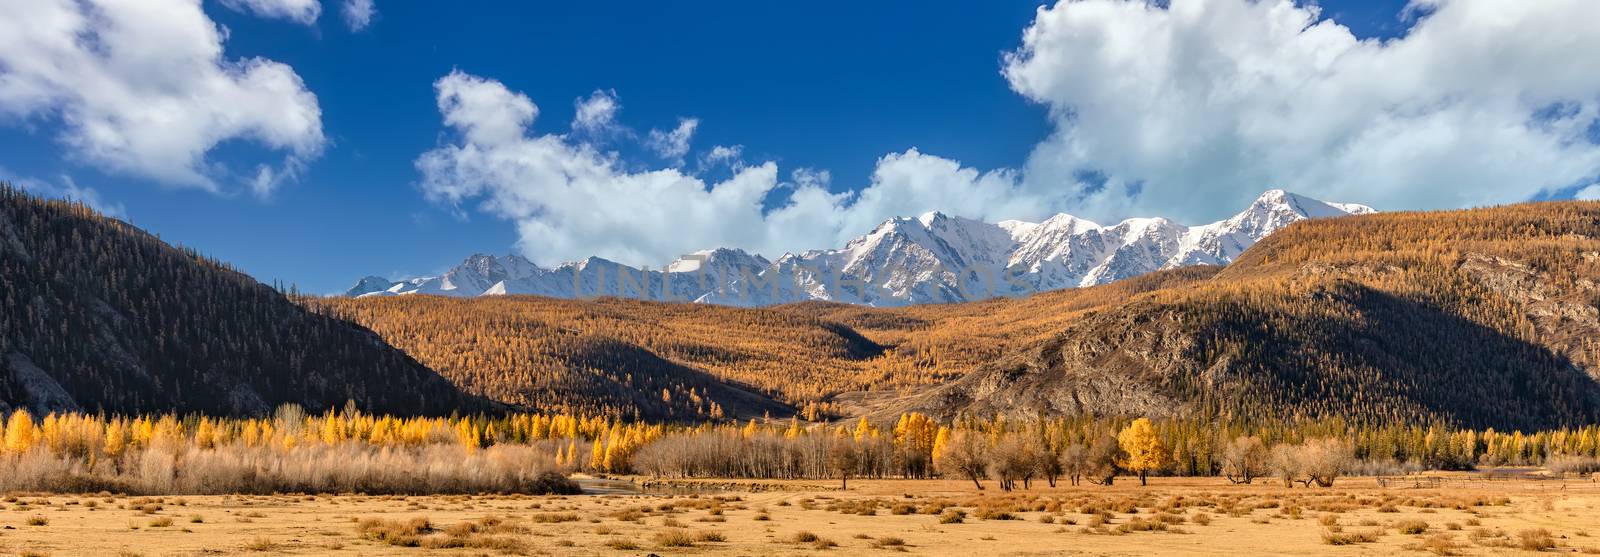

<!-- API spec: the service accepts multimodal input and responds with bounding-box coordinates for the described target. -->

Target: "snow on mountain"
[346,275,399,297]
[345,189,1374,306]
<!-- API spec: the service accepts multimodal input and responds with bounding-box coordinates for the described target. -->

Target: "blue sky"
[4,0,1597,294]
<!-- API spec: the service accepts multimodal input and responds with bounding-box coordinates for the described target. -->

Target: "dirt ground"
[1,475,1598,556]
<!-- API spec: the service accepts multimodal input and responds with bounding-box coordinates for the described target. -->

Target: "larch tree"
[1117,418,1169,486]
[4,409,35,454]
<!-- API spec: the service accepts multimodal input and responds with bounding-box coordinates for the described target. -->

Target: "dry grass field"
[1,475,1598,556]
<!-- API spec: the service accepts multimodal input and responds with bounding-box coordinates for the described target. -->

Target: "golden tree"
[4,409,36,454]
[1117,418,1169,486]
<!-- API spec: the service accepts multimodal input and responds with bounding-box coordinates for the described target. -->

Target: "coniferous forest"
[0,185,491,417]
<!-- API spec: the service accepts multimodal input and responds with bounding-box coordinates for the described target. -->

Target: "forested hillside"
[903,202,1600,430]
[305,296,883,420]
[0,186,491,416]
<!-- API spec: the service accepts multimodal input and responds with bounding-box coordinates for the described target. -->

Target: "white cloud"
[342,0,375,31]
[1003,0,1600,224]
[416,71,1043,267]
[0,0,325,194]
[3,168,126,219]
[646,118,699,163]
[698,144,745,171]
[220,0,321,25]
[572,89,621,133]
[1578,184,1600,201]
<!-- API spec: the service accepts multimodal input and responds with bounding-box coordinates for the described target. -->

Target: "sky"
[2,0,1598,294]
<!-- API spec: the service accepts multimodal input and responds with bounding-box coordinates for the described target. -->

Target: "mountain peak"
[345,275,398,297]
[349,189,1376,306]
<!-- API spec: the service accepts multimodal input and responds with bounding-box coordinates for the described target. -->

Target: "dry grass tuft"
[1322,529,1381,545]
[653,528,696,547]
[1518,528,1557,551]
[243,537,278,551]
[1396,519,1430,535]
[357,517,434,547]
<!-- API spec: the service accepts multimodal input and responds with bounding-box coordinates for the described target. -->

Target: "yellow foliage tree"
[1117,418,1169,486]
[930,426,951,470]
[589,438,605,471]
[196,419,217,450]
[4,409,36,454]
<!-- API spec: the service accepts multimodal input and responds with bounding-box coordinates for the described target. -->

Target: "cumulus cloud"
[646,118,699,163]
[572,89,621,133]
[1004,0,1600,223]
[698,144,745,172]
[415,71,1043,267]
[342,0,375,31]
[0,0,325,194]
[220,0,321,25]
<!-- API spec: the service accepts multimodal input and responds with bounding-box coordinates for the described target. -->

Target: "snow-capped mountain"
[348,190,1374,307]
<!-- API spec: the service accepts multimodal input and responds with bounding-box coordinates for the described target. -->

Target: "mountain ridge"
[349,189,1375,307]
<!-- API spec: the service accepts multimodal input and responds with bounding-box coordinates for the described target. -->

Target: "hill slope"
[892,202,1600,430]
[306,295,887,420]
[0,186,492,416]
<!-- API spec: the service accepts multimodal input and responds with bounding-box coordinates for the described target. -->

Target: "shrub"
[1396,520,1430,535]
[605,539,639,550]
[530,471,583,495]
[357,517,434,546]
[1518,529,1557,551]
[244,537,278,552]
[939,509,966,524]
[1413,534,1465,556]
[873,536,907,548]
[693,530,726,543]
[26,515,49,526]
[1323,529,1380,545]
[653,528,695,547]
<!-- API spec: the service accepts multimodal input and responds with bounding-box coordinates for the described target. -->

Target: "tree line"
[4,408,1598,494]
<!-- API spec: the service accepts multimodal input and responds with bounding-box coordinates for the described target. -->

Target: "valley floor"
[1,475,1597,556]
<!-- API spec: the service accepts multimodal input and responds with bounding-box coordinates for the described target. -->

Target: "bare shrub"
[1299,439,1354,487]
[1323,529,1380,545]
[1548,455,1600,477]
[937,430,989,490]
[1220,436,1269,484]
[653,528,695,547]
[1518,529,1557,551]
[988,434,1041,491]
[1396,519,1430,535]
[1271,451,1303,491]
